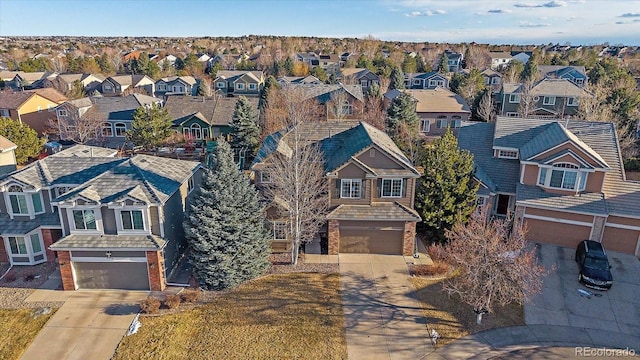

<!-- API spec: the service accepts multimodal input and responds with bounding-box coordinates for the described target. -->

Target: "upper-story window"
[157,84,166,91]
[381,178,403,198]
[104,84,113,91]
[449,116,462,128]
[575,79,584,86]
[102,123,113,137]
[537,163,587,191]
[73,209,97,230]
[498,150,518,159]
[6,185,44,216]
[341,179,362,199]
[57,109,68,117]
[54,186,74,198]
[509,94,521,103]
[340,102,353,116]
[114,123,127,137]
[271,221,287,240]
[567,97,578,106]
[543,96,556,105]
[420,119,431,133]
[187,176,194,193]
[0,109,9,117]
[436,116,448,129]
[236,83,245,90]
[120,210,145,231]
[260,171,271,183]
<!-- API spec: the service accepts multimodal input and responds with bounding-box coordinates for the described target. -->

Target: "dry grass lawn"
[412,277,524,348]
[114,273,346,360]
[0,308,56,360]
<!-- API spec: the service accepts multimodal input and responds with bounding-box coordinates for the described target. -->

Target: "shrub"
[3,272,17,283]
[624,158,640,171]
[140,297,161,314]
[410,261,451,277]
[164,294,181,309]
[180,289,200,303]
[23,272,36,282]
[426,243,448,262]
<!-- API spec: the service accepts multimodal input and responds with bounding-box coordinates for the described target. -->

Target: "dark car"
[575,240,613,290]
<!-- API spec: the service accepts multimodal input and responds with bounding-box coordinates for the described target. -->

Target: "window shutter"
[377,179,382,198]
[402,179,408,197]
[335,179,341,199]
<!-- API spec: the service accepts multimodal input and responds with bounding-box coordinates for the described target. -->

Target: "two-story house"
[0,90,65,136]
[287,83,365,121]
[442,50,463,73]
[537,65,588,88]
[489,52,513,70]
[404,72,449,90]
[154,76,198,98]
[458,116,640,256]
[42,73,106,94]
[499,79,591,118]
[277,75,323,86]
[339,68,380,92]
[213,70,264,97]
[481,68,503,94]
[100,75,155,97]
[0,145,202,291]
[252,121,421,256]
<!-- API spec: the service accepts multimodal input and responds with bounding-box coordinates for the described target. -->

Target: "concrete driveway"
[20,290,148,360]
[526,243,640,336]
[339,254,429,360]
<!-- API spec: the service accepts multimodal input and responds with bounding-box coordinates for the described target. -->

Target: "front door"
[496,194,510,216]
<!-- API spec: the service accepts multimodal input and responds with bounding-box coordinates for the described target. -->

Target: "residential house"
[277,75,323,86]
[10,71,48,90]
[442,50,463,73]
[317,54,341,74]
[287,83,365,121]
[489,52,513,70]
[54,94,161,148]
[165,95,259,140]
[511,51,531,65]
[295,52,320,68]
[384,88,471,136]
[42,73,105,94]
[481,69,503,94]
[458,116,640,256]
[208,54,247,71]
[195,53,211,63]
[99,75,155,97]
[0,144,203,290]
[0,90,64,135]
[499,78,590,118]
[537,65,588,88]
[154,76,198,98]
[404,71,449,90]
[252,121,421,255]
[0,135,17,175]
[155,54,178,68]
[213,70,264,97]
[339,68,380,92]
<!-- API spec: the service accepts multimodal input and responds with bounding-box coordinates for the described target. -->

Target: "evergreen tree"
[67,80,86,100]
[389,66,405,90]
[184,139,270,290]
[310,66,328,82]
[386,92,417,131]
[401,54,417,74]
[438,53,450,74]
[259,75,278,109]
[126,103,174,150]
[520,53,538,83]
[415,129,478,242]
[416,55,429,73]
[0,117,44,164]
[230,96,260,156]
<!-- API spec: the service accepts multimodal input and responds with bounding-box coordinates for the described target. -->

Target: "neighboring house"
[156,54,178,68]
[384,88,471,136]
[489,52,513,70]
[405,71,449,90]
[252,121,421,255]
[0,91,62,135]
[317,54,341,74]
[481,69,503,93]
[23,88,68,105]
[511,51,531,65]
[213,70,264,97]
[295,52,320,67]
[499,78,590,118]
[42,73,105,94]
[154,76,198,98]
[277,75,322,86]
[442,50,463,73]
[54,94,161,148]
[196,53,211,63]
[458,116,640,256]
[339,68,380,92]
[287,83,365,120]
[537,65,588,88]
[164,95,259,140]
[10,71,48,90]
[0,144,202,291]
[208,54,247,71]
[0,135,17,175]
[100,75,155,97]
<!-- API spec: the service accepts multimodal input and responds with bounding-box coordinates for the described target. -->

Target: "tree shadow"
[103,303,140,315]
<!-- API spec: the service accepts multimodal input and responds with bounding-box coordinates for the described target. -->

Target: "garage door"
[602,226,640,255]
[73,262,150,290]
[339,223,404,255]
[524,218,592,249]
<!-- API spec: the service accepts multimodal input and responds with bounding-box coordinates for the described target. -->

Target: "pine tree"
[389,66,405,90]
[415,128,479,241]
[520,53,538,83]
[438,53,450,74]
[126,103,174,150]
[386,92,417,131]
[184,139,270,290]
[230,96,260,157]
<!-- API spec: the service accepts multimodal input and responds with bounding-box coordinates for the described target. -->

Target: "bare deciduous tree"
[48,104,105,144]
[476,89,495,122]
[517,83,535,118]
[443,206,547,324]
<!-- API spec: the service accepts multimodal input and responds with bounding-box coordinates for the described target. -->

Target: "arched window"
[191,123,202,139]
[102,123,113,137]
[436,115,448,129]
[450,115,462,128]
[114,123,127,137]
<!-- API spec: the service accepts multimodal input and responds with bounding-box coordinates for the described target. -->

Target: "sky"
[1,0,639,45]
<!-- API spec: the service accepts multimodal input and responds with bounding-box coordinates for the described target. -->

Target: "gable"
[338,162,368,178]
[531,141,605,169]
[355,146,407,171]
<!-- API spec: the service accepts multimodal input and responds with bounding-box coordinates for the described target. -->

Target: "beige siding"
[602,226,640,254]
[525,207,594,223]
[532,143,603,168]
[330,178,371,206]
[150,206,161,236]
[585,171,605,192]
[524,218,592,248]
[355,147,400,169]
[337,163,366,178]
[522,164,539,186]
[101,208,117,235]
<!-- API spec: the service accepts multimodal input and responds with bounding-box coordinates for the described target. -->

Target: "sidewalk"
[424,324,640,359]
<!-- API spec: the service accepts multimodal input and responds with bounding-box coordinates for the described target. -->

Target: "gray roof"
[49,234,166,251]
[516,183,608,215]
[165,95,259,127]
[81,94,160,123]
[287,83,364,103]
[327,202,421,221]
[50,144,119,158]
[502,79,589,97]
[0,213,61,236]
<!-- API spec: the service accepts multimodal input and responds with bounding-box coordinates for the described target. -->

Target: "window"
[537,167,547,185]
[509,94,521,103]
[420,119,430,133]
[31,193,43,213]
[55,186,73,198]
[189,123,203,139]
[340,179,362,198]
[73,209,97,230]
[104,84,113,91]
[102,123,113,137]
[361,80,369,87]
[436,116,448,129]
[216,82,225,88]
[567,97,578,106]
[249,83,257,90]
[236,83,245,90]
[8,237,27,255]
[120,210,145,230]
[114,123,127,137]
[381,179,402,198]
[543,96,556,105]
[260,171,271,183]
[498,150,518,159]
[414,79,422,86]
[429,79,445,88]
[57,109,68,117]
[340,102,353,116]
[492,77,500,84]
[506,112,519,117]
[0,109,9,117]
[157,84,166,91]
[575,79,584,86]
[188,176,194,193]
[272,222,287,240]
[538,163,583,190]
[450,116,462,128]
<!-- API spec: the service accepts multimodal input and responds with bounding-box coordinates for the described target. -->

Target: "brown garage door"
[602,226,640,255]
[73,262,150,290]
[339,222,404,255]
[524,218,592,249]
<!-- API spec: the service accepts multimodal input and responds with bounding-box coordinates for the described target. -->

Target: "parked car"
[575,240,613,290]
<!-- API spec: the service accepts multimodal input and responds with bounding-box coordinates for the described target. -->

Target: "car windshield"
[584,257,609,270]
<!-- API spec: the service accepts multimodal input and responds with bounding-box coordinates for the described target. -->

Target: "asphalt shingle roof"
[0,212,60,236]
[327,202,421,221]
[516,183,608,215]
[49,234,166,250]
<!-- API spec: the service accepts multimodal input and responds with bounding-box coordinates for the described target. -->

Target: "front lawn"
[114,273,346,360]
[0,308,56,360]
[412,277,524,348]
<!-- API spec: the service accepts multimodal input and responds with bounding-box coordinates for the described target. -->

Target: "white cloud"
[619,12,640,18]
[404,9,446,17]
[514,1,567,8]
[520,21,551,27]
[488,9,512,14]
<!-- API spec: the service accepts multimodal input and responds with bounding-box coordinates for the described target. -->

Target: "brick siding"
[57,251,76,290]
[146,251,165,291]
[328,220,339,255]
[403,222,417,256]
